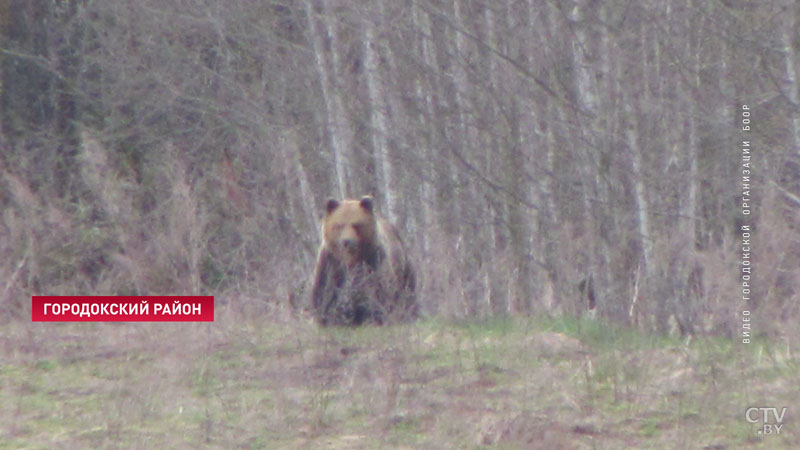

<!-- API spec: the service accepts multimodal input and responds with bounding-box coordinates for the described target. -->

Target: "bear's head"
[322,196,378,268]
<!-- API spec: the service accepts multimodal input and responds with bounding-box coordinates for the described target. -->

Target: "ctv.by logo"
[745,407,787,435]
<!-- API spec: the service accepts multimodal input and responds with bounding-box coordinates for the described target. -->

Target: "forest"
[2,1,799,336]
[3,1,800,448]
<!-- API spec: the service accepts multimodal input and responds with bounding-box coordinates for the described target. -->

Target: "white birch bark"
[633,24,652,273]
[362,5,396,221]
[306,0,354,197]
[569,1,598,114]
[411,3,436,254]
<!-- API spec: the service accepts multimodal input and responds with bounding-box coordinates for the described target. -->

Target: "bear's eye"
[333,224,345,232]
[351,224,363,234]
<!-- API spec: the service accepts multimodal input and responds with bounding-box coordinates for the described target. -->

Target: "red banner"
[31,296,214,322]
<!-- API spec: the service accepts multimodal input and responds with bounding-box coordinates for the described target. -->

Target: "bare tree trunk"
[362,4,397,221]
[684,1,699,249]
[411,2,437,253]
[632,19,652,275]
[411,2,464,316]
[306,0,355,197]
[685,2,701,269]
[781,2,800,156]
[566,1,606,315]
[489,2,534,314]
[481,2,505,315]
[569,1,598,113]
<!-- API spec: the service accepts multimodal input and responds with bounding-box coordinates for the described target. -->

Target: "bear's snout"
[341,238,357,251]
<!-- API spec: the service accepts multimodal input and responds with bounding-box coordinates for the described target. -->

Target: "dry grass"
[2,303,798,449]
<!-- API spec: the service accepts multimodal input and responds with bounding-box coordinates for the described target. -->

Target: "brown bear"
[310,195,417,326]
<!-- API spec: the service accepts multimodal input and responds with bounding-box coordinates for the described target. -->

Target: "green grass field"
[1,309,797,449]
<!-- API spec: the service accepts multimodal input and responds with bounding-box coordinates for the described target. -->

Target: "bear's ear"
[325,199,340,214]
[359,195,374,213]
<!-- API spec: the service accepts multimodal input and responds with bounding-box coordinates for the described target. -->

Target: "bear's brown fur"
[310,196,417,326]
